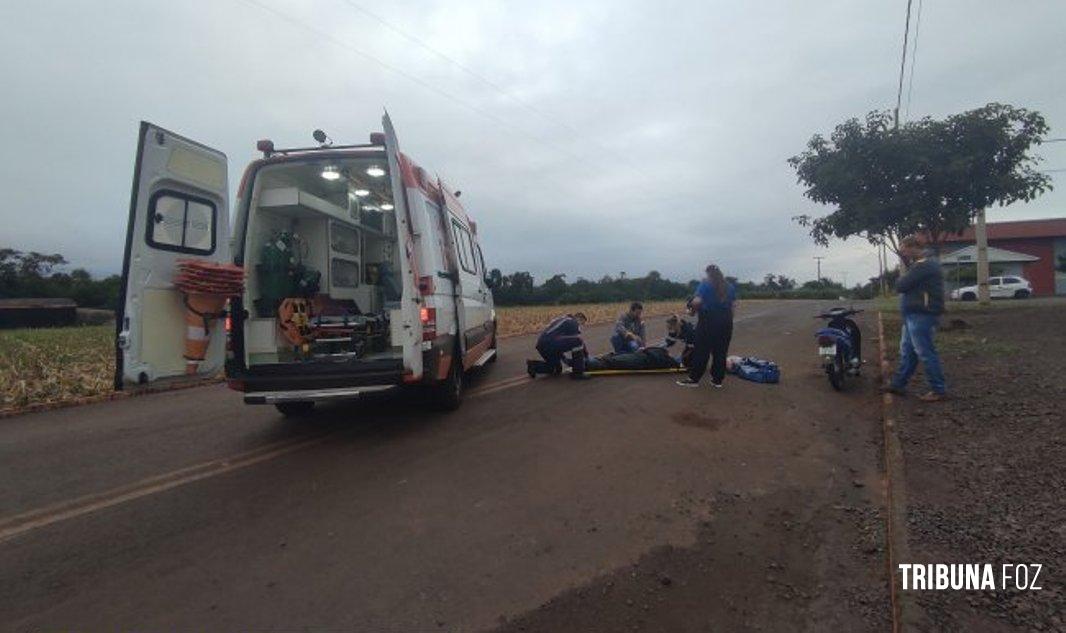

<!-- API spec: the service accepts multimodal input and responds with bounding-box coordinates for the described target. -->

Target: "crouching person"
[610,302,646,353]
[663,314,696,367]
[528,312,591,380]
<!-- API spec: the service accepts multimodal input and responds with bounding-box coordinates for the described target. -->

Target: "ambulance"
[116,115,497,415]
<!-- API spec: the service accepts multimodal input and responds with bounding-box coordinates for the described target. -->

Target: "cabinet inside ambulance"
[237,157,405,371]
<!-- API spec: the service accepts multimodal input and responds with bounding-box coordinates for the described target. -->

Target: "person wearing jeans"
[892,313,946,395]
[886,235,947,401]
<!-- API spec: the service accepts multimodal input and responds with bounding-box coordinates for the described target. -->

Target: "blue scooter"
[814,307,863,391]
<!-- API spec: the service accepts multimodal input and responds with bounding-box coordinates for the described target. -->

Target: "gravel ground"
[884,302,1066,632]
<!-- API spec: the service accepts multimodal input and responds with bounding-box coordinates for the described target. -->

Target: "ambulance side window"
[476,244,486,278]
[451,220,476,274]
[465,232,479,274]
[146,190,217,255]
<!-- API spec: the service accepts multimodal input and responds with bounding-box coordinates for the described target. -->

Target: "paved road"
[0,300,891,631]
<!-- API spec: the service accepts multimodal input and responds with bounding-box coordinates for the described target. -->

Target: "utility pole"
[813,256,825,283]
[877,240,886,296]
[975,210,991,305]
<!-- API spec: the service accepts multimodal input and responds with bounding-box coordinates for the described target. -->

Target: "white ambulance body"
[116,115,497,415]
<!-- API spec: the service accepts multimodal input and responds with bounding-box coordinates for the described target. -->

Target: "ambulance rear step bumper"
[472,349,496,368]
[244,385,396,405]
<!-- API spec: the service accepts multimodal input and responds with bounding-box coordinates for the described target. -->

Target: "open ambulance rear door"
[382,113,424,380]
[115,122,231,390]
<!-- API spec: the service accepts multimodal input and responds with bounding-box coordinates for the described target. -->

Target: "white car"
[951,276,1032,301]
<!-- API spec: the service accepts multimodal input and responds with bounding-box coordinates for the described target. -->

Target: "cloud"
[1,0,1063,284]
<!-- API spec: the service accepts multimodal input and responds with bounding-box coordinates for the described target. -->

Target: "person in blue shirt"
[677,264,736,388]
[527,312,590,379]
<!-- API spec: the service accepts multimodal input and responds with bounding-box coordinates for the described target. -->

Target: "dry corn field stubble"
[494,300,685,338]
[0,301,685,411]
[0,325,114,411]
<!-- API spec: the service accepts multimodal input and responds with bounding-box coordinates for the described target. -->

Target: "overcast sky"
[2,0,1064,285]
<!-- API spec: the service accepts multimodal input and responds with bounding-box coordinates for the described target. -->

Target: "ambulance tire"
[487,322,498,363]
[275,401,315,417]
[430,355,463,411]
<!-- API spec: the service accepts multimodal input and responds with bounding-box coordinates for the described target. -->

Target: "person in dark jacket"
[528,312,590,379]
[677,264,736,388]
[662,314,696,366]
[885,236,947,401]
[610,302,646,353]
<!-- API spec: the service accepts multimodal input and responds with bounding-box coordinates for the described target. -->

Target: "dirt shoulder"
[883,302,1066,631]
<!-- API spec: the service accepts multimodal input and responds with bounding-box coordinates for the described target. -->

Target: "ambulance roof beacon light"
[256,139,274,157]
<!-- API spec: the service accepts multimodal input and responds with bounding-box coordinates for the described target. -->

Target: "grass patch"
[881,312,1020,360]
[876,295,1066,314]
[937,332,1020,356]
[0,324,114,410]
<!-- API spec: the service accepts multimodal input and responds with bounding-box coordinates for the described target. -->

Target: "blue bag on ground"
[728,356,780,384]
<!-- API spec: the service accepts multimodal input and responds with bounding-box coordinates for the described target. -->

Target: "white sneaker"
[676,378,700,387]
[710,382,724,389]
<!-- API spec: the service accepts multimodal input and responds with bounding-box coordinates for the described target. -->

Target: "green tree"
[790,103,1052,256]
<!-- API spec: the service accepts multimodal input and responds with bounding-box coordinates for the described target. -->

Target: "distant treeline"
[1,246,892,311]
[0,249,120,309]
[486,269,889,306]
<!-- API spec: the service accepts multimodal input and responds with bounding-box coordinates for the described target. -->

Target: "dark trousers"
[535,335,586,374]
[687,308,733,384]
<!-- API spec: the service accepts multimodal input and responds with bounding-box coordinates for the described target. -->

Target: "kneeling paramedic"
[662,314,696,366]
[530,311,592,377]
[528,312,590,379]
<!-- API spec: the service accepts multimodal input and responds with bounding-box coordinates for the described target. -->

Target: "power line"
[904,0,923,119]
[336,0,642,169]
[233,0,730,219]
[894,0,914,128]
[235,0,592,167]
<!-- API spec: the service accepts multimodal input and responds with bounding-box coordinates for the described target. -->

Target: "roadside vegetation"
[1,324,114,410]
[1,249,120,309]
[489,269,877,305]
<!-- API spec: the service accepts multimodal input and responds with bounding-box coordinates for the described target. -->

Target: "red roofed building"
[939,218,1066,296]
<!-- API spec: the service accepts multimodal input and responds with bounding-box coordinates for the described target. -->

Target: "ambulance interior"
[241,157,405,367]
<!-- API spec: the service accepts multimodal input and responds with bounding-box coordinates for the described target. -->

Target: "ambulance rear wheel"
[431,357,463,411]
[487,324,498,363]
[275,401,315,417]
